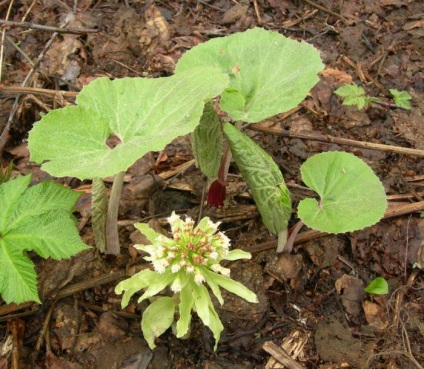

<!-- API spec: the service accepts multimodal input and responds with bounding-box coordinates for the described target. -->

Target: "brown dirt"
[0,1,423,369]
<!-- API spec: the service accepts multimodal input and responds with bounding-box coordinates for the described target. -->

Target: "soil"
[0,1,423,369]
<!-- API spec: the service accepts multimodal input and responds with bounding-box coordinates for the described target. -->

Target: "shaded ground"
[0,1,423,368]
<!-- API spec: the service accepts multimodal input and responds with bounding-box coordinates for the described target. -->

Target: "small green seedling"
[364,277,389,295]
[0,175,89,304]
[335,84,412,110]
[334,84,376,110]
[115,212,257,350]
[389,89,412,110]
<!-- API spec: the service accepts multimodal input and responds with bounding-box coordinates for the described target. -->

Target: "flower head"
[141,212,232,280]
[116,212,258,352]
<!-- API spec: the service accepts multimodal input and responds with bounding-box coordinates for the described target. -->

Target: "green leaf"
[192,102,223,179]
[208,304,225,351]
[200,268,223,305]
[0,175,30,231]
[176,27,323,123]
[137,271,175,303]
[0,246,40,303]
[176,278,195,337]
[141,296,176,349]
[192,283,224,349]
[192,283,211,325]
[115,268,157,308]
[0,175,89,304]
[364,277,389,295]
[223,123,292,235]
[334,84,370,110]
[91,178,108,252]
[298,152,387,233]
[0,161,14,185]
[204,269,258,303]
[134,222,163,245]
[226,249,252,261]
[389,89,412,110]
[28,68,229,180]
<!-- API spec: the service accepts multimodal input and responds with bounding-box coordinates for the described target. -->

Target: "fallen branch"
[0,19,98,34]
[249,124,424,158]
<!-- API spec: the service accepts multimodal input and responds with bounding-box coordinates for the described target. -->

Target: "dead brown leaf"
[362,299,388,330]
[335,274,365,316]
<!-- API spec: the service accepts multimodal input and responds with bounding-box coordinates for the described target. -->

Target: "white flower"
[194,273,205,285]
[171,263,181,273]
[186,265,195,273]
[208,251,219,260]
[171,277,182,292]
[153,258,168,274]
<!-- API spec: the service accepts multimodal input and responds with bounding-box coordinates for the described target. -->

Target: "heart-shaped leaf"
[28,67,229,180]
[298,152,387,233]
[176,27,323,123]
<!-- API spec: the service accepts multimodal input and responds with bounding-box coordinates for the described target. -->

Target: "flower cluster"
[138,212,231,290]
[115,212,257,350]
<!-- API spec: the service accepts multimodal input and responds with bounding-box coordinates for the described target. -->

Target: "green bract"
[115,212,258,350]
[298,152,387,233]
[0,175,89,304]
[192,102,223,179]
[176,27,324,123]
[223,123,292,251]
[28,67,229,180]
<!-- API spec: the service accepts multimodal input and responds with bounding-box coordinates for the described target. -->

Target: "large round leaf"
[175,27,323,123]
[28,67,228,179]
[298,152,387,233]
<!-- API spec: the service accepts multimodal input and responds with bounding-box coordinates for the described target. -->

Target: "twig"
[252,0,262,25]
[194,0,224,11]
[263,341,306,369]
[303,0,348,23]
[244,200,424,254]
[384,201,424,218]
[0,0,14,82]
[0,84,78,98]
[0,269,131,318]
[248,124,424,158]
[21,0,37,22]
[5,35,34,65]
[281,9,318,28]
[0,19,98,34]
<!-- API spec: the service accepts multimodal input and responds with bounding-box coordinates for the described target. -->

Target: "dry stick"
[0,19,98,34]
[0,85,78,98]
[5,35,34,65]
[0,269,129,318]
[21,0,37,22]
[302,0,348,23]
[244,200,424,254]
[252,0,262,25]
[248,124,424,158]
[263,341,306,369]
[0,0,14,82]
